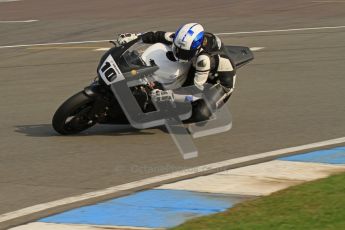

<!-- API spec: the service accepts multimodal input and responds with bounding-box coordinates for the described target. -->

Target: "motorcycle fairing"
[224,46,254,69]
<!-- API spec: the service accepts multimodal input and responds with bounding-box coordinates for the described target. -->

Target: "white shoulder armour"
[195,54,211,72]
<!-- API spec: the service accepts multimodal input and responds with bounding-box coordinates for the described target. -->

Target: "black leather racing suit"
[142,31,237,122]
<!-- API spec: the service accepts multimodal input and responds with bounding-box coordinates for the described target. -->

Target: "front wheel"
[52,92,97,135]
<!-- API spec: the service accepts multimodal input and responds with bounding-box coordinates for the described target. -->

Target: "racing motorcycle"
[52,38,254,135]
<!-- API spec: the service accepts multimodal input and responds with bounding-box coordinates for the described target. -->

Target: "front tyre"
[52,91,97,135]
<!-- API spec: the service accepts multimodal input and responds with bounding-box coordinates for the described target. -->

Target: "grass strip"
[172,172,345,230]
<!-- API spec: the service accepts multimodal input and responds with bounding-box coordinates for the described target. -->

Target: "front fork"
[83,83,111,122]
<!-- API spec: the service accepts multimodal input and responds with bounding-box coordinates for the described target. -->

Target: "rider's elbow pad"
[218,71,236,88]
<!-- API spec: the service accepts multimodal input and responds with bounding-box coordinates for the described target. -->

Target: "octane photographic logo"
[100,57,232,159]
[115,81,232,160]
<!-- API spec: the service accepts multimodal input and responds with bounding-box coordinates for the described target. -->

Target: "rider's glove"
[150,89,174,103]
[117,33,140,45]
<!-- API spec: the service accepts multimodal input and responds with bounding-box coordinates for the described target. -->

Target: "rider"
[117,23,237,121]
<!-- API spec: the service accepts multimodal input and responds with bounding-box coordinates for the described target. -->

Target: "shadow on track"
[15,124,156,137]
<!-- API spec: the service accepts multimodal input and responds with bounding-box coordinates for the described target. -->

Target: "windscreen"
[118,42,151,72]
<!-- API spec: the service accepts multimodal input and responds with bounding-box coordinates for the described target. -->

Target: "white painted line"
[250,47,265,51]
[94,48,110,51]
[216,25,345,35]
[0,20,38,23]
[10,222,159,230]
[1,24,345,49]
[0,0,21,2]
[312,1,345,2]
[93,47,265,52]
[0,40,110,49]
[0,137,344,223]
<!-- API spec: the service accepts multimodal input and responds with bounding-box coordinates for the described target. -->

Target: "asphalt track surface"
[0,0,345,228]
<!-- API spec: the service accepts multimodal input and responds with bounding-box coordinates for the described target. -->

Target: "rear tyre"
[52,92,97,135]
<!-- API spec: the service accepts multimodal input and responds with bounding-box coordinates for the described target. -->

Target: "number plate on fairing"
[98,55,125,85]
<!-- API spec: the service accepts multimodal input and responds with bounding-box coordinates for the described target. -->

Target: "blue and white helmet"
[172,23,205,62]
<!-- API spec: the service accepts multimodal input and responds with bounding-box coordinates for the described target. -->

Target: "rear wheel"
[52,92,97,135]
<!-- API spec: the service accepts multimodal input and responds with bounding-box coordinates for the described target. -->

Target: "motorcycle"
[52,38,254,135]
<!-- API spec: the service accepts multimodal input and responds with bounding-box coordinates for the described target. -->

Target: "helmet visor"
[172,44,198,62]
